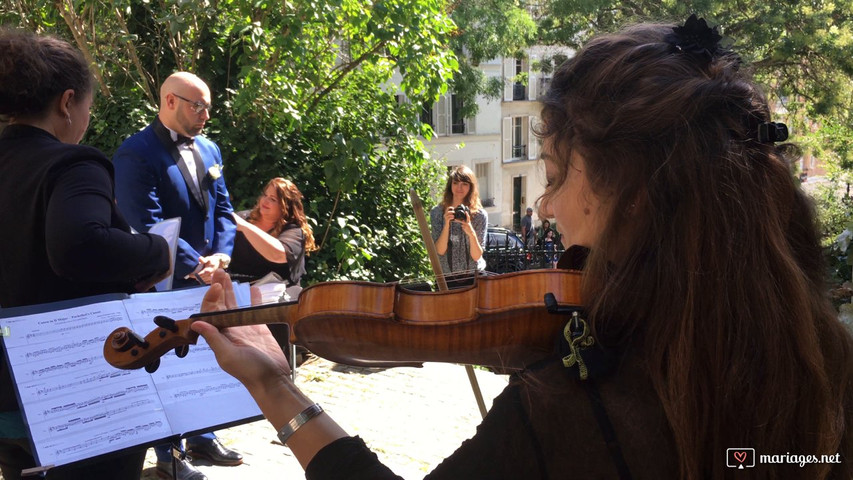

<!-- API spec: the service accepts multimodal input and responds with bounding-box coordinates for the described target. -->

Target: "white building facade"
[413,46,572,231]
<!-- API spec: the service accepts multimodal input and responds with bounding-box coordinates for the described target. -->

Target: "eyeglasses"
[172,93,212,114]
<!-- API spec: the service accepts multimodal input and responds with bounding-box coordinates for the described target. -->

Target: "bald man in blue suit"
[113,72,241,480]
[114,72,235,290]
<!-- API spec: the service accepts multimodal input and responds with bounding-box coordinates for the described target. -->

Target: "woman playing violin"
[192,17,853,479]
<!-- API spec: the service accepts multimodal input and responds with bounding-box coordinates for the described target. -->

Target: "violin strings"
[397,269,496,291]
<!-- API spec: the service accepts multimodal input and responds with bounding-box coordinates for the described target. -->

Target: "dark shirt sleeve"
[429,205,443,243]
[304,383,535,480]
[45,160,170,283]
[424,382,541,479]
[279,225,304,264]
[306,436,403,480]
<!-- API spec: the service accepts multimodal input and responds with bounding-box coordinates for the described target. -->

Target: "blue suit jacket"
[113,117,236,287]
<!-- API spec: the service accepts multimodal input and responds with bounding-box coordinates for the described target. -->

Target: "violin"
[102,268,583,373]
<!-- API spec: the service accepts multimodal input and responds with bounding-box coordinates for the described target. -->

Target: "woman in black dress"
[228,177,317,287]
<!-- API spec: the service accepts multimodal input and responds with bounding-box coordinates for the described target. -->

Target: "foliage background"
[1,0,461,284]
[5,0,853,296]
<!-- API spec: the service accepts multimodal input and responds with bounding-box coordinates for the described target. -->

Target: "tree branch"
[114,7,157,106]
[306,39,388,112]
[57,0,110,97]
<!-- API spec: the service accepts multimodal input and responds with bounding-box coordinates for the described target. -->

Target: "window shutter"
[436,95,449,136]
[528,116,539,160]
[528,59,538,100]
[504,58,514,101]
[502,117,512,161]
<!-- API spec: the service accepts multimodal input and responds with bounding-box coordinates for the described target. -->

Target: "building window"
[513,58,525,100]
[420,102,434,129]
[512,117,526,158]
[475,162,492,206]
[451,94,465,134]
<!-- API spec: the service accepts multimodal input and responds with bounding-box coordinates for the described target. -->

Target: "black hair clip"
[665,14,723,63]
[758,122,789,143]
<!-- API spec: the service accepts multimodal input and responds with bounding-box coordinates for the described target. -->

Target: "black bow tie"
[176,135,194,145]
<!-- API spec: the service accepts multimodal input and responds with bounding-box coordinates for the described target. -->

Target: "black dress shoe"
[155,459,208,480]
[186,438,244,466]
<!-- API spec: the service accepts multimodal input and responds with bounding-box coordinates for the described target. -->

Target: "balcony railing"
[511,144,527,159]
[483,246,565,273]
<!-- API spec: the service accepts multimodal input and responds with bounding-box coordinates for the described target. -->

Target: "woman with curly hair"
[229,177,317,287]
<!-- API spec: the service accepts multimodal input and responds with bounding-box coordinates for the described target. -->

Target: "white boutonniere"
[207,164,223,181]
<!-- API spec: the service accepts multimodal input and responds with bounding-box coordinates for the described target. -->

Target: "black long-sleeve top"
[0,124,169,412]
[305,354,679,480]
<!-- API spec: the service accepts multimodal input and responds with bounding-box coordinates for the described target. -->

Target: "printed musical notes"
[0,283,259,469]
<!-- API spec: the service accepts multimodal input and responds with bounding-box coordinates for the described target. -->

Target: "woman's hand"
[443,206,456,225]
[193,269,292,390]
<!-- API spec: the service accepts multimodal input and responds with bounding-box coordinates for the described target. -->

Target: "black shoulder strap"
[581,380,633,480]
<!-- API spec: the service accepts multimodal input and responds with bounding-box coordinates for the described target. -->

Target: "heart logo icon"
[734,451,747,463]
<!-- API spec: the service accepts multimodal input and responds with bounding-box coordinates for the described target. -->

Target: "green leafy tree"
[1,0,457,284]
[447,0,537,118]
[535,1,853,289]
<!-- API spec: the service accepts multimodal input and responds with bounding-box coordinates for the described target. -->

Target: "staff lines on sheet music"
[25,337,106,359]
[41,384,152,418]
[53,420,164,456]
[35,370,134,397]
[47,399,154,432]
[163,366,221,380]
[29,355,101,377]
[136,305,201,317]
[24,316,122,340]
[172,382,242,398]
[156,343,213,361]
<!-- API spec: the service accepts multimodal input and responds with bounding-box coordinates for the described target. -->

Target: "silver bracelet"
[277,403,324,445]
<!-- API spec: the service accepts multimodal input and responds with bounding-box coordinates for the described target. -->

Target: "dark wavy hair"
[248,178,317,254]
[0,28,92,120]
[537,22,853,479]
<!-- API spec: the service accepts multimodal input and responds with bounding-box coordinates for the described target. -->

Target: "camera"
[453,204,469,221]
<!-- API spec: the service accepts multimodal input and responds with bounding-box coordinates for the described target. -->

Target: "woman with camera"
[428,165,487,280]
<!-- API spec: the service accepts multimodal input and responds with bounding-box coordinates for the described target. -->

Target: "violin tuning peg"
[144,358,161,374]
[130,330,149,348]
[110,328,149,352]
[153,315,179,332]
[174,345,189,358]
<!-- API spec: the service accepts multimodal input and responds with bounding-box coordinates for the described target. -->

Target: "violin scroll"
[103,317,199,372]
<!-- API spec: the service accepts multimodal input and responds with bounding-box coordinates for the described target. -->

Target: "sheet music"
[148,217,181,292]
[123,285,260,434]
[2,301,171,467]
[0,281,258,468]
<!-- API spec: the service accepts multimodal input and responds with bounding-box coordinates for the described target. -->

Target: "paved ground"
[136,355,510,480]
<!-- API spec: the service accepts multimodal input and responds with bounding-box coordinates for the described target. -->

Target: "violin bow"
[409,188,488,419]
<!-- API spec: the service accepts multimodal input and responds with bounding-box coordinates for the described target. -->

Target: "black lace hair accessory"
[758,122,789,143]
[664,14,724,63]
